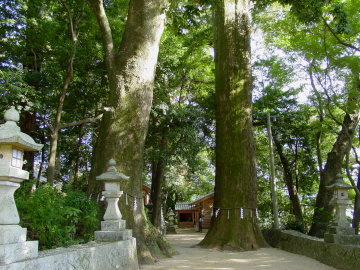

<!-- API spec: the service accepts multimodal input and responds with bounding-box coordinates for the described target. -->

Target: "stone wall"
[263,229,360,270]
[0,239,138,270]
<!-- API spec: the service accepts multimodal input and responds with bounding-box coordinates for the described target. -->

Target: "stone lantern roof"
[327,174,353,190]
[96,159,129,181]
[0,107,43,151]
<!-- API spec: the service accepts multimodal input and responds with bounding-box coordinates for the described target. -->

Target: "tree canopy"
[1,0,359,262]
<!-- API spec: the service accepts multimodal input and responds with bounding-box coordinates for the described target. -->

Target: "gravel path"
[140,229,336,270]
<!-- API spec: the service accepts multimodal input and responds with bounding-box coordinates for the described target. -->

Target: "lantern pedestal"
[0,181,21,225]
[0,178,39,264]
[0,182,39,265]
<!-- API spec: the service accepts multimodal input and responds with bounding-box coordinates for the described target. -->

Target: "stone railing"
[263,229,360,270]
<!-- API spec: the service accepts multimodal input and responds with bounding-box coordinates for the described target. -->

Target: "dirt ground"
[140,229,335,270]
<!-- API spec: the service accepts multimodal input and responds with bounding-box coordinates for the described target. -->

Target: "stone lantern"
[324,174,360,245]
[166,210,177,234]
[168,211,175,226]
[94,159,133,241]
[0,107,43,264]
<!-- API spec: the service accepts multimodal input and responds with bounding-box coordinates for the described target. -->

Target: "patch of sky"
[252,28,313,105]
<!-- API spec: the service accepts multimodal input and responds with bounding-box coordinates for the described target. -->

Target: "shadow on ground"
[140,228,335,270]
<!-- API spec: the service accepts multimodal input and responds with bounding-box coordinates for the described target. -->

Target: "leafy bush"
[15,182,99,250]
[283,214,307,234]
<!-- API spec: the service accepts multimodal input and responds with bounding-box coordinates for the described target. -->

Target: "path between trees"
[140,229,335,270]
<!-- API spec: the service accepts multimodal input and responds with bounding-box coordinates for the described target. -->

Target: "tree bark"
[351,130,360,234]
[309,70,360,237]
[199,0,266,250]
[87,0,174,263]
[354,164,360,234]
[267,113,280,229]
[273,135,304,227]
[72,124,85,188]
[150,133,168,229]
[36,134,46,186]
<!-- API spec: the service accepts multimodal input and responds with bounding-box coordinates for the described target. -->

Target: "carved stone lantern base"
[0,234,38,265]
[0,180,38,264]
[95,220,132,241]
[324,230,360,246]
[166,225,177,234]
[324,219,360,245]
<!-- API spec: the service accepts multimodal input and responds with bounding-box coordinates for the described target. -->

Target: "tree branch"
[60,0,77,42]
[322,17,360,52]
[87,0,115,70]
[59,113,103,129]
[352,145,360,165]
[309,66,324,172]
[312,66,343,126]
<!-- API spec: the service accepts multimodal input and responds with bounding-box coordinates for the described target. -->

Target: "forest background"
[0,0,359,263]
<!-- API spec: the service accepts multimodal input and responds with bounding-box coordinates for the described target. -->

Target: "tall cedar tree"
[199,0,266,250]
[87,0,174,263]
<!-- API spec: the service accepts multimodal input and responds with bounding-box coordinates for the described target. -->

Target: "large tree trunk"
[273,135,304,228]
[87,0,174,263]
[309,70,360,237]
[199,0,266,250]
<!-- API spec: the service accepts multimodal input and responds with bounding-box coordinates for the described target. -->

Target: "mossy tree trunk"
[199,0,266,250]
[87,0,174,263]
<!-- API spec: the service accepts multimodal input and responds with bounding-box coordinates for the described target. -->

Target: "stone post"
[0,107,43,265]
[94,159,133,241]
[324,174,360,245]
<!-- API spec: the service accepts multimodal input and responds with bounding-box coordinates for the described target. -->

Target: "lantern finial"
[4,107,20,122]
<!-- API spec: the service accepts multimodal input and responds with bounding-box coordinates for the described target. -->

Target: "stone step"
[0,241,38,265]
[0,225,26,245]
